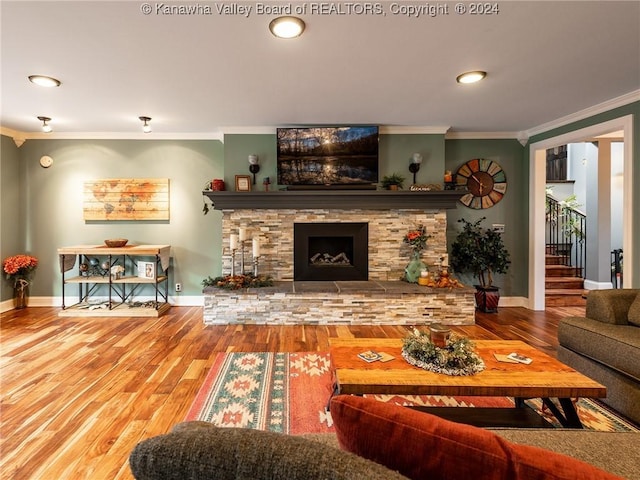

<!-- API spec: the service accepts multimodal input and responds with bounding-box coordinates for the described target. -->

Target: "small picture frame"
[235,175,251,192]
[138,261,156,279]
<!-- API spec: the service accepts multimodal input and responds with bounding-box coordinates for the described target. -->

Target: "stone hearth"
[204,281,475,325]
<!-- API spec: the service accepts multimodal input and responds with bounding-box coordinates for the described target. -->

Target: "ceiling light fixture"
[456,71,487,84]
[269,16,305,38]
[139,116,152,133]
[28,75,62,87]
[37,116,52,133]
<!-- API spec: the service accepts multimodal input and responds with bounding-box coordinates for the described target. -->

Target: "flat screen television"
[277,126,379,187]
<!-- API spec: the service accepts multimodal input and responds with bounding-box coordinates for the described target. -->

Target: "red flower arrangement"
[403,225,430,252]
[3,254,38,288]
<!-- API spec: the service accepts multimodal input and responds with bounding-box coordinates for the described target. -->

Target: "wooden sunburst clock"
[455,158,507,209]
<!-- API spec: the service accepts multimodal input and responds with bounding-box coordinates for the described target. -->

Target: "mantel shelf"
[203,190,463,210]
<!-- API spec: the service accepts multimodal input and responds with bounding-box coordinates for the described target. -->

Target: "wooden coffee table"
[329,338,606,428]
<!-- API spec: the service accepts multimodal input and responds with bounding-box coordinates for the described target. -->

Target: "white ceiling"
[1,1,639,136]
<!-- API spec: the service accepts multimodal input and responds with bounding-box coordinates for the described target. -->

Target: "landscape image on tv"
[277,126,379,186]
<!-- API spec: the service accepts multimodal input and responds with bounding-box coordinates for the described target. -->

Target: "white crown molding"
[3,89,637,145]
[444,131,520,140]
[0,129,224,145]
[526,89,640,138]
[221,126,453,135]
[379,126,451,135]
[221,126,277,135]
[0,127,26,147]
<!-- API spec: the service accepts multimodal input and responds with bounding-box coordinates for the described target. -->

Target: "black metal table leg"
[542,398,583,428]
[326,382,340,411]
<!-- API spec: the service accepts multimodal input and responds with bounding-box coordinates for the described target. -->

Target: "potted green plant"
[450,217,510,313]
[381,173,405,190]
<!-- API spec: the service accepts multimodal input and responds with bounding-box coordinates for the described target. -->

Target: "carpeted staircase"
[545,246,586,307]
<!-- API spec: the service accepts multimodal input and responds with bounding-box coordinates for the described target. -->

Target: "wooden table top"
[57,245,170,255]
[329,338,606,399]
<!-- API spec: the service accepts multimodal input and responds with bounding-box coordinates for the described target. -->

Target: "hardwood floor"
[0,305,584,480]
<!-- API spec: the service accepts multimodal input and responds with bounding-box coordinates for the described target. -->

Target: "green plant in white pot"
[450,217,510,313]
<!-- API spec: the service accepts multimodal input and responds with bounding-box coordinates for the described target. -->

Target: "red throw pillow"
[330,395,622,480]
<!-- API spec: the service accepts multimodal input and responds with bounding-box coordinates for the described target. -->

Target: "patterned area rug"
[185,352,639,434]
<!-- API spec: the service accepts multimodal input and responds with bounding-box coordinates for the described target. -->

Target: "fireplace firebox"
[294,223,368,281]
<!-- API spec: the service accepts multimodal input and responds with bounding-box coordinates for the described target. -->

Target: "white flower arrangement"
[110,265,125,279]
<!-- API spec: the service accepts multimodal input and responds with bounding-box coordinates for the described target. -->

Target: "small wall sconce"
[37,116,52,133]
[139,116,152,133]
[409,153,422,184]
[248,155,260,184]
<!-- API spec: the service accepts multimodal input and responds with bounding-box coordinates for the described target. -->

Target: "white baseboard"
[498,296,529,308]
[1,296,205,312]
[0,299,15,313]
[583,280,614,290]
[169,296,204,306]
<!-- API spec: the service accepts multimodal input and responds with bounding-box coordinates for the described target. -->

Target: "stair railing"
[611,249,623,288]
[545,194,586,278]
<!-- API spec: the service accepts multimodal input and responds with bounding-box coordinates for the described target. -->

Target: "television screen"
[277,126,379,186]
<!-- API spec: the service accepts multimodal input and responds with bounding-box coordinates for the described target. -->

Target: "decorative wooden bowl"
[104,238,128,248]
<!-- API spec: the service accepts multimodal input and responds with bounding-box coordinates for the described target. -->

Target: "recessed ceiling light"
[28,75,62,87]
[269,16,305,38]
[456,71,487,84]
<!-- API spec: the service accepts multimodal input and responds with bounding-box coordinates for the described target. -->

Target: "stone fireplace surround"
[223,208,448,282]
[202,191,475,325]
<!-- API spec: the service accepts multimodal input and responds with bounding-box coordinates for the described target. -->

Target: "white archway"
[528,115,634,310]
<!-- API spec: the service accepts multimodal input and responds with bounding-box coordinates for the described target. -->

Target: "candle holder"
[429,323,451,348]
[240,241,246,275]
[230,248,237,276]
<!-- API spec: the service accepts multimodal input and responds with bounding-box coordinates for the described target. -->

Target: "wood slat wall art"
[83,178,169,221]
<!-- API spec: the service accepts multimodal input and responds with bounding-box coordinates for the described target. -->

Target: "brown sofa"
[558,289,640,424]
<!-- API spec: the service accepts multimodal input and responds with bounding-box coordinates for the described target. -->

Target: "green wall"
[379,134,445,186]
[444,139,527,296]
[223,134,277,190]
[1,137,223,299]
[1,136,26,301]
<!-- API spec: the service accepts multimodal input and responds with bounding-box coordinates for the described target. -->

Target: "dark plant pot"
[474,285,500,313]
